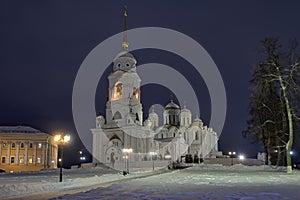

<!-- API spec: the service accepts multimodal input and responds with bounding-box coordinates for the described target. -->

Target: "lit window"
[37,157,41,164]
[2,143,6,148]
[19,157,24,164]
[11,143,16,148]
[112,82,122,100]
[1,156,5,164]
[28,157,33,164]
[10,157,15,164]
[133,88,139,100]
[38,143,42,148]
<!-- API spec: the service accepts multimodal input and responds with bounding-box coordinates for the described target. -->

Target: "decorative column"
[33,143,37,165]
[7,142,10,165]
[24,142,28,165]
[16,142,19,165]
[42,141,46,168]
[0,142,2,160]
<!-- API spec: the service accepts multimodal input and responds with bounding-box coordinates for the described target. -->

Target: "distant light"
[164,155,171,160]
[149,152,157,156]
[274,150,278,153]
[51,160,55,163]
[239,155,245,160]
[123,148,133,153]
[80,156,86,160]
[64,135,71,142]
[228,151,232,155]
[58,158,62,162]
[233,152,236,155]
[290,151,294,155]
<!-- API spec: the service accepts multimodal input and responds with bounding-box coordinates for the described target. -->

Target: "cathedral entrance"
[105,146,122,168]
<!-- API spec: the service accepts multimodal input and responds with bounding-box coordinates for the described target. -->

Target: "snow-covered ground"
[1,164,300,200]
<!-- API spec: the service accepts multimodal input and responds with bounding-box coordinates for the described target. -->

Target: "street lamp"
[54,133,70,182]
[228,151,236,165]
[149,151,157,171]
[122,148,133,173]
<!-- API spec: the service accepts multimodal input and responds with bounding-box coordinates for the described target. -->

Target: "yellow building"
[0,126,58,172]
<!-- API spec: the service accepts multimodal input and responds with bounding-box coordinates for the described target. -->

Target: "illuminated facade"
[0,126,58,172]
[91,8,218,168]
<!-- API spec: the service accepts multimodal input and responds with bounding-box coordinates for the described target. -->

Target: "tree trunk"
[278,73,293,173]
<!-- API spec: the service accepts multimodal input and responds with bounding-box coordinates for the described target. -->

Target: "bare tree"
[245,38,300,173]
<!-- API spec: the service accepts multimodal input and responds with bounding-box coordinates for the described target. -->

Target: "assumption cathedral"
[91,8,219,168]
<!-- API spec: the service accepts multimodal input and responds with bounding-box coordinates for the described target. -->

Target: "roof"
[0,126,50,138]
[165,100,180,110]
[0,126,44,133]
[113,51,136,61]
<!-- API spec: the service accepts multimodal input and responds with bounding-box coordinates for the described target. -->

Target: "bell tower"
[105,6,143,126]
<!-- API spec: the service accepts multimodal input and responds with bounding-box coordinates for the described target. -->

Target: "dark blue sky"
[1,1,300,166]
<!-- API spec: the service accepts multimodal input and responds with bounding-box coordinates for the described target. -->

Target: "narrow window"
[1,156,5,164]
[10,157,15,164]
[28,157,33,164]
[19,157,24,164]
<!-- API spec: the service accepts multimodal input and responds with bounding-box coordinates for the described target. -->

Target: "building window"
[28,157,33,164]
[38,143,42,148]
[195,132,199,140]
[1,156,5,164]
[10,157,15,164]
[19,156,24,164]
[20,143,24,148]
[37,157,41,164]
[29,143,33,149]
[2,143,7,149]
[11,143,16,148]
[112,82,123,100]
[133,88,139,100]
[112,141,118,146]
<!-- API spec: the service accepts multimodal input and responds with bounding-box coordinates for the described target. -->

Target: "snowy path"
[51,165,300,200]
[0,166,168,200]
[1,164,300,200]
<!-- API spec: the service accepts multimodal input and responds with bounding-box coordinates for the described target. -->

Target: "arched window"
[133,88,139,100]
[112,82,122,100]
[195,131,199,140]
[113,111,122,120]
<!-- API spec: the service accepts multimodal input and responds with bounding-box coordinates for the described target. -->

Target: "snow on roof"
[0,126,43,133]
[0,126,50,138]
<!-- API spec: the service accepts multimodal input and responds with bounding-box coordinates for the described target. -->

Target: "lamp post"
[149,152,157,171]
[122,148,133,173]
[228,151,236,165]
[54,134,70,182]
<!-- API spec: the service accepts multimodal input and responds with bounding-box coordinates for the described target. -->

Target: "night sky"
[1,1,300,167]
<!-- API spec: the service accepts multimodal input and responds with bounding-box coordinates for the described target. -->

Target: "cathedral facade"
[91,50,219,167]
[91,8,218,168]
